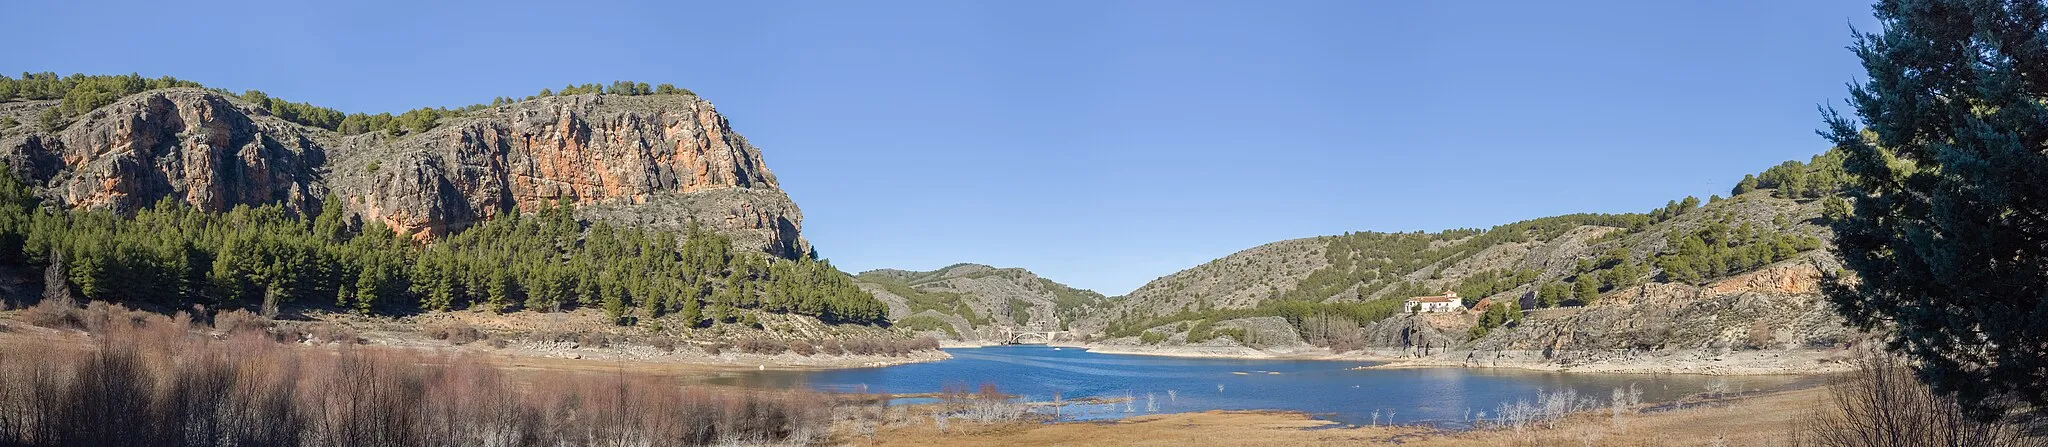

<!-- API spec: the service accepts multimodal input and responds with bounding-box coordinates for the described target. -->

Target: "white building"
[1404,291,1462,313]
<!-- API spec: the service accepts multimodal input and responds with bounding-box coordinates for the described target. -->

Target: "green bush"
[1139,331,1167,345]
[894,315,958,338]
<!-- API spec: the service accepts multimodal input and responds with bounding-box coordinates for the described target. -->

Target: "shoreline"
[0,312,951,374]
[1035,342,1849,376]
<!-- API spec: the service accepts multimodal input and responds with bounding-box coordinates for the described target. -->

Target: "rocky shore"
[1053,340,1851,375]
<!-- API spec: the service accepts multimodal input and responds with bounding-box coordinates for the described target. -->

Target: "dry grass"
[0,301,836,447]
[848,387,1837,446]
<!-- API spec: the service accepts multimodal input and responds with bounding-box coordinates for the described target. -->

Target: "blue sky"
[3,1,1878,295]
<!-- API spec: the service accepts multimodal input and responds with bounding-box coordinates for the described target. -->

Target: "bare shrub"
[652,337,676,353]
[1800,351,2033,446]
[41,250,73,309]
[0,307,836,446]
[576,332,608,348]
[486,337,508,349]
[937,383,1032,423]
[842,337,880,355]
[1609,383,1642,426]
[820,339,844,356]
[75,301,156,334]
[1745,320,1775,349]
[425,324,481,345]
[1491,387,1598,431]
[788,339,815,356]
[702,342,725,355]
[308,324,360,344]
[1301,314,1367,353]
[910,335,941,351]
[212,308,271,334]
[18,297,77,329]
[737,336,785,355]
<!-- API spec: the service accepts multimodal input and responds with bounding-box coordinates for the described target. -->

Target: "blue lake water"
[704,345,1807,426]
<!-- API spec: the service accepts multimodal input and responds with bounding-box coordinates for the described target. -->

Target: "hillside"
[1074,151,1863,372]
[855,263,1107,341]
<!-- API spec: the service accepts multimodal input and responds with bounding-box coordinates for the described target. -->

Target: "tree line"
[1,72,696,137]
[0,165,888,327]
[1651,213,1823,285]
[1731,148,1853,200]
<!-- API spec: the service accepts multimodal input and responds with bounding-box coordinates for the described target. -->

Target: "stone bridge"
[996,326,1066,345]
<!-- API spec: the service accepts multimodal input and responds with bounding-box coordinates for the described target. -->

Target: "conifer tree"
[1821,0,2048,419]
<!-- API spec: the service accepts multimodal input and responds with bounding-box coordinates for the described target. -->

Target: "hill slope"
[1077,152,1863,372]
[856,263,1106,340]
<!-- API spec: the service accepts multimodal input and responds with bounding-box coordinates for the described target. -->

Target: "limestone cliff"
[0,88,810,257]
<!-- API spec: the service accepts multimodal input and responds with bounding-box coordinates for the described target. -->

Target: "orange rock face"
[2,89,325,215]
[0,89,810,258]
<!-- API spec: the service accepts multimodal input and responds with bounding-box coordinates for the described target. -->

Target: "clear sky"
[3,1,1878,295]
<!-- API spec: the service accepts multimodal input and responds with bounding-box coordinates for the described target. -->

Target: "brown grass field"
[842,386,1829,447]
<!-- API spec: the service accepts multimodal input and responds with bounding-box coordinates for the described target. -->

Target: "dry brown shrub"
[577,332,609,348]
[1798,351,2036,446]
[308,324,361,344]
[18,298,76,329]
[0,311,835,446]
[424,324,481,345]
[652,337,676,353]
[820,339,844,356]
[211,309,271,334]
[911,335,942,351]
[737,336,784,355]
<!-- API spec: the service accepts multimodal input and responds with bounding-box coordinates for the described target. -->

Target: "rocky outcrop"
[0,88,810,257]
[1360,313,1465,356]
[0,90,326,214]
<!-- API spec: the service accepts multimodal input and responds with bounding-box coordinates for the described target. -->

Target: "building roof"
[1405,296,1459,303]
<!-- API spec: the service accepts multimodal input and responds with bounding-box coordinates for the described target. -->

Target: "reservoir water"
[706,345,1807,426]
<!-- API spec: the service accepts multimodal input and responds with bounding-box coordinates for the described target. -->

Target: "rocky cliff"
[0,88,810,257]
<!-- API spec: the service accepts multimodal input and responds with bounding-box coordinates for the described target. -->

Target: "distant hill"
[1073,149,1862,372]
[856,264,1107,340]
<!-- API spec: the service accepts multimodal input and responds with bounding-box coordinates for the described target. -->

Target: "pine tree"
[1820,0,2048,419]
[1572,278,1599,306]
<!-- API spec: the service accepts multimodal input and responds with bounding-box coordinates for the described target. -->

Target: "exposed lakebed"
[701,345,1809,426]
